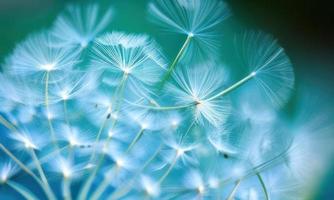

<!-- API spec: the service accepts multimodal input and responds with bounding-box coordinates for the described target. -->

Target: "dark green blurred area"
[0,0,333,199]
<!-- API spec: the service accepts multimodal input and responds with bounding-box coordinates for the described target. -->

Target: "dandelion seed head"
[168,63,230,126]
[80,40,88,48]
[123,67,131,75]
[108,130,114,138]
[22,136,36,149]
[60,90,69,100]
[208,177,219,189]
[140,122,149,130]
[52,4,112,48]
[148,0,230,36]
[0,162,17,183]
[176,148,185,157]
[47,112,53,120]
[141,176,160,197]
[170,118,180,127]
[41,63,56,71]
[197,184,205,194]
[235,31,295,108]
[68,136,79,147]
[148,0,230,61]
[61,165,72,179]
[115,158,124,168]
[5,31,80,78]
[92,32,167,96]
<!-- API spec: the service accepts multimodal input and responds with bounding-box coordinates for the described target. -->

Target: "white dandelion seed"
[51,4,113,49]
[141,175,160,197]
[10,131,39,150]
[5,31,80,79]
[208,126,239,157]
[92,32,167,95]
[167,63,230,126]
[235,31,295,108]
[0,161,18,183]
[148,0,231,61]
[51,70,101,102]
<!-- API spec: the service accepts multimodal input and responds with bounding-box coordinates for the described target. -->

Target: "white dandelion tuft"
[51,4,113,49]
[235,31,295,108]
[167,62,230,127]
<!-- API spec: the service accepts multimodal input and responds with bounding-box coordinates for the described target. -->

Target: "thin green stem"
[29,149,56,200]
[79,75,129,200]
[90,167,119,200]
[62,178,72,200]
[0,114,17,131]
[0,143,54,200]
[158,34,193,89]
[125,100,194,111]
[206,72,256,102]
[179,120,195,143]
[158,153,178,185]
[226,180,241,200]
[0,144,38,181]
[125,128,145,153]
[127,73,255,113]
[27,145,69,170]
[218,144,292,188]
[90,128,145,200]
[89,117,108,162]
[63,100,71,130]
[45,72,58,148]
[108,145,163,200]
[7,180,40,200]
[77,154,104,200]
[256,172,269,200]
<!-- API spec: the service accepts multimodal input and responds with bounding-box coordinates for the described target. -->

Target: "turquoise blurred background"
[0,0,333,199]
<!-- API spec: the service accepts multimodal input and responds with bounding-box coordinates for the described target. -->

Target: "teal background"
[0,0,333,199]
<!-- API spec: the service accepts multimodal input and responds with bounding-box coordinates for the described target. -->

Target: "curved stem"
[125,128,145,153]
[0,144,55,200]
[57,103,74,200]
[63,100,70,127]
[158,34,193,89]
[62,178,72,200]
[77,154,105,200]
[206,72,256,101]
[79,75,129,200]
[158,153,178,185]
[90,128,145,200]
[27,145,69,170]
[7,180,40,200]
[125,100,194,111]
[89,117,108,162]
[218,145,292,189]
[127,73,255,112]
[179,120,195,143]
[45,72,58,148]
[256,172,269,200]
[226,180,241,200]
[0,114,17,131]
[108,145,163,200]
[0,144,39,182]
[90,167,119,200]
[29,149,56,200]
